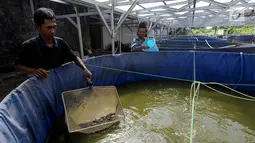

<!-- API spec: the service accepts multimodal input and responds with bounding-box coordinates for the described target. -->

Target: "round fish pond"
[47,80,255,143]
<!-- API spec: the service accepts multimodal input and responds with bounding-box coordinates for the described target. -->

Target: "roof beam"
[66,17,78,28]
[56,10,111,19]
[199,0,245,27]
[115,0,139,33]
[161,1,186,27]
[49,0,69,5]
[191,0,197,27]
[202,0,228,8]
[95,4,112,36]
[102,0,168,6]
[135,9,167,14]
[178,2,255,11]
[134,6,178,12]
[61,0,137,19]
[136,11,173,15]
[178,2,196,12]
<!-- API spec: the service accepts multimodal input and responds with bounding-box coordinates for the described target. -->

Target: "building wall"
[102,26,137,49]
[102,25,162,49]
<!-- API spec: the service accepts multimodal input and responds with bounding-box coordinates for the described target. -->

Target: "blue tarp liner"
[234,35,254,41]
[1,51,255,143]
[168,35,218,40]
[158,37,234,49]
[159,47,255,53]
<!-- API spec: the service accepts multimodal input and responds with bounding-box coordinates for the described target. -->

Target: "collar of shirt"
[37,34,59,48]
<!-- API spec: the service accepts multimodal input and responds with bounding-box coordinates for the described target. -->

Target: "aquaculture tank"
[1,51,255,143]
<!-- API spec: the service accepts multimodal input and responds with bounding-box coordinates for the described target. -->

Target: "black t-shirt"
[15,35,77,70]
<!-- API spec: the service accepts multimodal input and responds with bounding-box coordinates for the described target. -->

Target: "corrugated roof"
[52,0,255,28]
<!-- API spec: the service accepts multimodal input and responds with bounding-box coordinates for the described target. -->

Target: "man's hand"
[142,46,149,49]
[33,68,49,79]
[83,69,92,80]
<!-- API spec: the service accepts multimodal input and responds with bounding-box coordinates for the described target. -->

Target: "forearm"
[132,46,144,52]
[15,64,36,74]
[74,56,88,71]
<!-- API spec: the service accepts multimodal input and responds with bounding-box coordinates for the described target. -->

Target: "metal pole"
[160,26,162,41]
[148,22,152,32]
[95,4,112,36]
[29,0,35,16]
[111,0,115,55]
[74,6,84,59]
[56,10,111,19]
[132,22,134,40]
[166,27,168,38]
[115,0,139,33]
[119,25,122,54]
[66,17,78,29]
[148,17,161,34]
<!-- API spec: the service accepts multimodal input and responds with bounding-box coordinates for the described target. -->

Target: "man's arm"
[15,64,36,74]
[15,64,49,79]
[15,42,49,79]
[132,46,149,52]
[73,56,92,78]
[62,39,92,79]
[131,38,148,52]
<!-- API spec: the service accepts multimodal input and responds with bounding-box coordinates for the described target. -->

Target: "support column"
[95,4,112,36]
[29,0,34,16]
[111,0,115,55]
[119,25,122,54]
[74,6,84,59]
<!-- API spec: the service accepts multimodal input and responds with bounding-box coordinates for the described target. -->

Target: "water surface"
[49,80,255,143]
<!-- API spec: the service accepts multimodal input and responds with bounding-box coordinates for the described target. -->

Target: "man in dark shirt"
[15,7,92,79]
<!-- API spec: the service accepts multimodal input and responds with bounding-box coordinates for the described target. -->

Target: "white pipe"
[119,25,122,54]
[56,10,111,19]
[29,0,35,16]
[115,0,139,33]
[95,4,112,36]
[74,6,84,59]
[111,0,115,55]
[66,17,78,29]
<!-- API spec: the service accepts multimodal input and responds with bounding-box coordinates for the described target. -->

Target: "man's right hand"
[142,46,149,49]
[33,68,49,79]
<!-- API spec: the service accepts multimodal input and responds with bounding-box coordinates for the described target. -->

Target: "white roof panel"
[196,1,210,7]
[165,0,187,4]
[115,5,143,11]
[140,2,165,8]
[170,4,186,9]
[150,8,167,11]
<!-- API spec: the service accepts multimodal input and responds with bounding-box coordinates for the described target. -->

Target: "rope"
[190,43,196,143]
[201,82,255,100]
[234,52,243,90]
[205,39,214,49]
[86,64,193,82]
[85,64,255,87]
[201,83,255,102]
[189,82,201,143]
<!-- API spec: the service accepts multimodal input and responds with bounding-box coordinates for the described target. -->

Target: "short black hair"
[34,7,56,26]
[138,22,147,29]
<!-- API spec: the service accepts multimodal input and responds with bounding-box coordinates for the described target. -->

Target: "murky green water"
[48,80,255,143]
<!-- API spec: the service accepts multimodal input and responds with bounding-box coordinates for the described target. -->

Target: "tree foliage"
[187,25,255,35]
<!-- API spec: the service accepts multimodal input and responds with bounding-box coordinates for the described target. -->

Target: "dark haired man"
[130,22,149,52]
[15,7,92,79]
